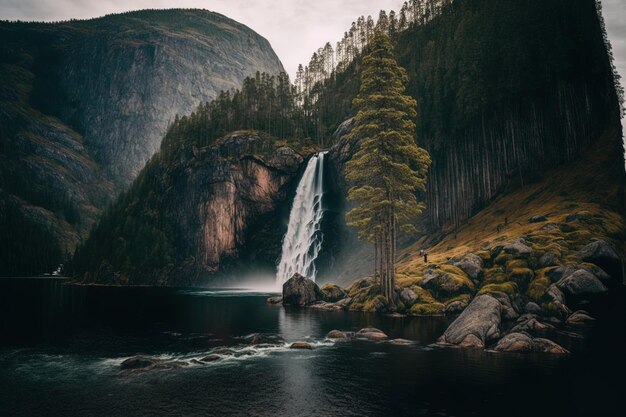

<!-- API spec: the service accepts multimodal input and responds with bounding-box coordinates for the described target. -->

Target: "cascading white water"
[276,152,327,286]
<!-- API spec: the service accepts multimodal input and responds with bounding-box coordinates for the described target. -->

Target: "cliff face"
[72,132,306,286]
[0,9,285,275]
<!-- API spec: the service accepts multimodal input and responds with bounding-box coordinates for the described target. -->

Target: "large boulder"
[502,238,532,256]
[578,240,622,280]
[437,294,502,348]
[556,269,608,297]
[321,283,347,302]
[449,253,483,280]
[422,266,475,295]
[282,273,325,306]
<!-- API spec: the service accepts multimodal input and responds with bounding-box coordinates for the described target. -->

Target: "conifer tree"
[345,31,431,303]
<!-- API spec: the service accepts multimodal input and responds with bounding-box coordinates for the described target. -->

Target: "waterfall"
[276,152,327,286]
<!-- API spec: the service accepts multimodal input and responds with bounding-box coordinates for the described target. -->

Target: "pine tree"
[345,31,431,303]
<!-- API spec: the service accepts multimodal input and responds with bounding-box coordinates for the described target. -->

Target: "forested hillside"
[308,0,624,230]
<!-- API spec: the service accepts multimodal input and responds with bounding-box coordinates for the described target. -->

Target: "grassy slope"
[391,121,625,306]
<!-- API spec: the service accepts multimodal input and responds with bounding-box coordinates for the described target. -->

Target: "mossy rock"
[478,282,519,297]
[422,265,475,296]
[483,266,507,284]
[475,250,492,262]
[346,277,375,296]
[506,259,528,270]
[443,294,471,306]
[507,267,534,290]
[526,267,556,301]
[348,283,383,311]
[527,276,550,301]
[410,286,437,304]
[361,295,388,312]
[321,283,347,302]
[410,302,445,316]
[494,252,514,266]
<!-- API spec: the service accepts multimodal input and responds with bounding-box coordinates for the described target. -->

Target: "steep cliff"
[71,132,306,286]
[0,9,285,275]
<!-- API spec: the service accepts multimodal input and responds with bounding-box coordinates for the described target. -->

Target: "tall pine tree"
[345,31,431,303]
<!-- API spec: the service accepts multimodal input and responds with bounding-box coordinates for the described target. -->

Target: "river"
[0,278,623,416]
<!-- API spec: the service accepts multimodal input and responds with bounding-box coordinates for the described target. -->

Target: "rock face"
[0,10,285,275]
[282,273,325,306]
[438,294,502,348]
[73,132,305,285]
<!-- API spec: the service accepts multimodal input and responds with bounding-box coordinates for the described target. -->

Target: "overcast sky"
[1,0,625,104]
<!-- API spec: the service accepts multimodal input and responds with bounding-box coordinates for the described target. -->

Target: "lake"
[0,278,623,416]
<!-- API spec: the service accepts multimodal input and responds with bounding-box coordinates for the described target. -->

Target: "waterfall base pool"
[0,278,624,416]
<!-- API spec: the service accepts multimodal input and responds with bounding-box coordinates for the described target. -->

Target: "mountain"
[71,0,624,287]
[0,9,285,275]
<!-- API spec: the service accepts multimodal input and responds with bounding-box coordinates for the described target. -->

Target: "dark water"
[0,278,624,416]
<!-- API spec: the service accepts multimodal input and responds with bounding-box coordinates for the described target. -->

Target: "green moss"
[410,302,445,316]
[439,264,467,276]
[478,282,519,297]
[507,267,534,282]
[411,286,437,304]
[527,276,550,301]
[494,252,513,265]
[484,266,507,284]
[506,259,528,270]
[362,295,388,312]
[444,294,471,306]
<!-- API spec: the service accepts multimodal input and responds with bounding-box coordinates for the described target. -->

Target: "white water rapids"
[276,152,327,286]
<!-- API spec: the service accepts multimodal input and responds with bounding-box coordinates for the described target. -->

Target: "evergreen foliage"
[345,32,431,302]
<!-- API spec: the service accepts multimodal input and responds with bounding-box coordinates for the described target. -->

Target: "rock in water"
[120,356,158,370]
[438,294,502,349]
[266,296,283,304]
[565,311,596,327]
[282,273,325,306]
[289,342,313,350]
[494,332,535,353]
[533,338,570,354]
[326,330,349,339]
[356,328,389,341]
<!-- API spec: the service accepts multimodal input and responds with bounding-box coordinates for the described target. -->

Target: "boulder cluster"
[274,234,621,355]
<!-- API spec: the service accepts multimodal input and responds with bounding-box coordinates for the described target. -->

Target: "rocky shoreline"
[273,237,622,354]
